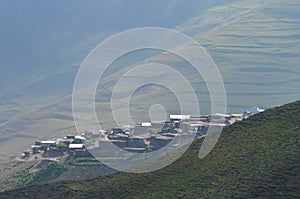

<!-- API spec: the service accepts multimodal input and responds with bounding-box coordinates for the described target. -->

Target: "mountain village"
[19,107,264,162]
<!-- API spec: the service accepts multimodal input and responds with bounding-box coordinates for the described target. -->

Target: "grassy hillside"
[1,100,299,198]
[0,153,116,192]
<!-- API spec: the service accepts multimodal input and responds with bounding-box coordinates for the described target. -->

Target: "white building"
[243,107,265,119]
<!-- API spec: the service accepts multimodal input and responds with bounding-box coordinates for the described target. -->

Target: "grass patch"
[5,162,66,189]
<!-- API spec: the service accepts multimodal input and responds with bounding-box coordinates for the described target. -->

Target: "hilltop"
[1,100,299,198]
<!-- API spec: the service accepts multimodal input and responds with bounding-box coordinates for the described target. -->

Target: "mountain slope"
[177,0,300,110]
[0,0,299,161]
[1,100,299,198]
[0,0,238,160]
[0,0,229,109]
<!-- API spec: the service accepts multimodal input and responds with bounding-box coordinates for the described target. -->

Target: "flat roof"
[31,145,41,148]
[69,144,84,149]
[141,122,152,127]
[75,135,86,140]
[170,115,191,120]
[41,141,56,144]
[214,113,230,117]
[230,114,243,117]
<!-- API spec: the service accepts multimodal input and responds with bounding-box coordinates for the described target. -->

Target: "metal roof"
[69,144,84,149]
[169,115,191,120]
[41,141,55,144]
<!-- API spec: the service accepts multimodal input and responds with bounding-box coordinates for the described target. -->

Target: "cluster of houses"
[21,135,87,159]
[98,113,244,153]
[96,107,264,153]
[21,107,264,158]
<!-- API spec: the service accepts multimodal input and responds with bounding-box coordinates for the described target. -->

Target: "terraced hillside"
[178,0,300,110]
[1,100,299,198]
